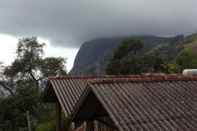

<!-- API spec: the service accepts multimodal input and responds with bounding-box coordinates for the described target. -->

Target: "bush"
[176,49,197,71]
[35,120,55,131]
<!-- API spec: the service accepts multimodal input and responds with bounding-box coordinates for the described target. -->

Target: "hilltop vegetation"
[71,33,197,75]
[106,33,197,75]
[183,33,197,54]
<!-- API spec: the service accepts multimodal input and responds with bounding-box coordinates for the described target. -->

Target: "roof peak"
[48,74,197,83]
[48,75,142,80]
[89,76,197,85]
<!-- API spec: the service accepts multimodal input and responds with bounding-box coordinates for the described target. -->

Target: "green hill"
[70,33,197,75]
[183,33,197,55]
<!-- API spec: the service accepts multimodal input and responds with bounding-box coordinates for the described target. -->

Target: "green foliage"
[0,80,42,130]
[142,52,167,73]
[176,49,197,71]
[4,37,66,81]
[106,38,144,75]
[17,37,44,59]
[106,38,168,75]
[113,38,144,59]
[35,120,55,131]
[40,57,67,77]
[35,116,71,131]
[0,37,67,131]
[15,80,40,112]
[166,63,179,73]
[4,37,44,80]
[0,96,20,129]
[183,33,197,44]
[107,57,144,75]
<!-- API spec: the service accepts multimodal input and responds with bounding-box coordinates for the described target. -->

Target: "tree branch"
[29,72,38,82]
[0,81,14,96]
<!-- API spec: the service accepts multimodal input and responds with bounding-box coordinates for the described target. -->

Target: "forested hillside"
[70,34,195,75]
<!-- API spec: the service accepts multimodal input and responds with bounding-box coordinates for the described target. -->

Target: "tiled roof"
[88,77,197,131]
[47,77,88,116]
[46,75,197,131]
[47,75,141,116]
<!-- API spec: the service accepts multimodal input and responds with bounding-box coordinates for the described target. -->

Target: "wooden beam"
[56,102,61,131]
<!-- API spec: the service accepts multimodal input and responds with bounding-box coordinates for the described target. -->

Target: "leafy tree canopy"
[176,49,197,71]
[0,37,67,131]
[113,38,144,59]
[106,38,168,75]
[4,37,66,82]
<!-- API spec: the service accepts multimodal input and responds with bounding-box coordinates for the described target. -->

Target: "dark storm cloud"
[0,0,197,47]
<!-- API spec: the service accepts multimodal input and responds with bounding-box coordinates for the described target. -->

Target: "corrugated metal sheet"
[48,78,88,116]
[47,76,140,116]
[46,75,197,131]
[91,80,197,131]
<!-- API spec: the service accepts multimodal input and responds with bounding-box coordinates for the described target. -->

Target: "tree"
[166,63,179,73]
[106,38,169,75]
[4,37,44,83]
[4,37,67,81]
[113,38,143,59]
[106,38,144,75]
[0,37,67,131]
[142,52,167,73]
[40,57,67,77]
[0,63,15,96]
[176,49,197,72]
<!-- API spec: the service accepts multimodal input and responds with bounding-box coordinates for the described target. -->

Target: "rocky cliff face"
[70,38,124,75]
[70,35,184,75]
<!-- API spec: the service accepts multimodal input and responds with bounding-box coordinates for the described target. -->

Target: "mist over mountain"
[0,0,197,48]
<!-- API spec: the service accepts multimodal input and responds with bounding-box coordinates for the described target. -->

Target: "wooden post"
[56,102,61,131]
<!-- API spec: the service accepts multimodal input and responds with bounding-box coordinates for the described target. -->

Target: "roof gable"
[44,75,197,131]
[90,80,197,131]
[47,78,88,116]
[45,75,142,116]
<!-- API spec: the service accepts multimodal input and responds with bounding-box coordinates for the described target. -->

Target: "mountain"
[70,35,190,75]
[70,38,123,75]
[182,33,197,55]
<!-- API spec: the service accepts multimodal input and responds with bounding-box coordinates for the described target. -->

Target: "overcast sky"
[0,34,78,71]
[0,0,197,70]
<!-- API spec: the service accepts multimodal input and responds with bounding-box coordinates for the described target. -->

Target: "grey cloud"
[0,0,197,48]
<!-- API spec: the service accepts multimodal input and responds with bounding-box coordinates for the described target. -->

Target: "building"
[44,75,197,131]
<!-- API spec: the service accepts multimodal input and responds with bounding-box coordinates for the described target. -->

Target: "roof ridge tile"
[48,74,197,84]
